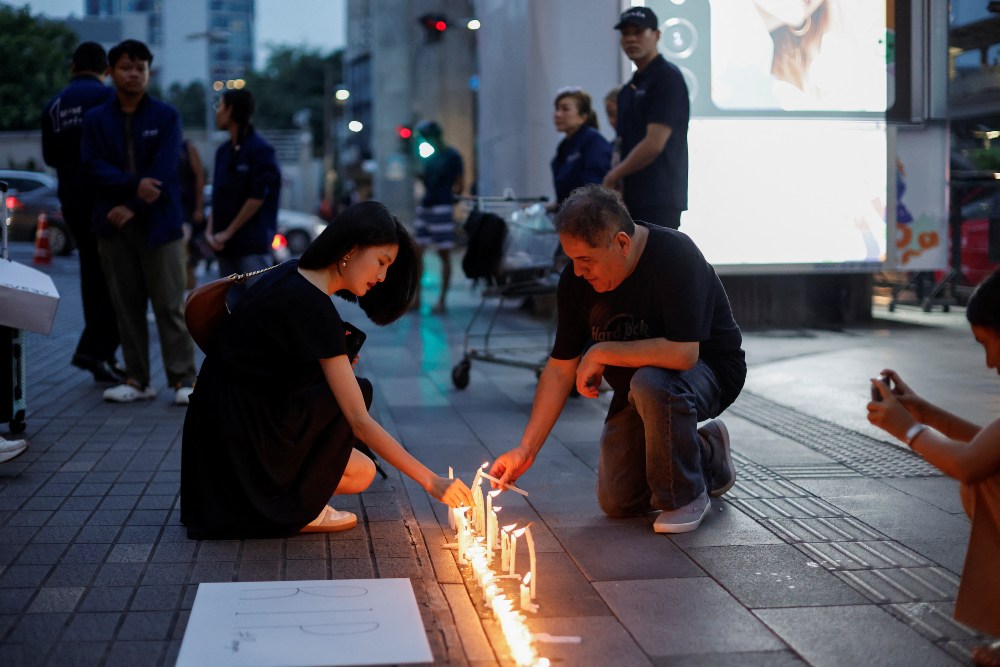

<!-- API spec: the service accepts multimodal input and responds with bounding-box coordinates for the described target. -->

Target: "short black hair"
[72,42,107,73]
[967,268,1000,330]
[299,201,418,325]
[221,89,255,128]
[108,39,153,67]
[553,184,635,247]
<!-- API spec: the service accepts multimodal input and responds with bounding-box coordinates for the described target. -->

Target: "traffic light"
[418,13,448,41]
[396,125,413,154]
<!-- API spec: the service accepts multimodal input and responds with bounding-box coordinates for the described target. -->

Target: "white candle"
[509,527,526,576]
[486,491,501,556]
[501,524,515,571]
[520,573,538,613]
[525,525,537,599]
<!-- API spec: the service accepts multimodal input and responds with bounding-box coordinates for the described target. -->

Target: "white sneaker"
[174,386,194,406]
[0,438,27,463]
[103,383,157,403]
[653,491,711,534]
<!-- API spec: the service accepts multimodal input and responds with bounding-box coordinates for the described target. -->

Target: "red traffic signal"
[397,125,413,139]
[418,13,448,40]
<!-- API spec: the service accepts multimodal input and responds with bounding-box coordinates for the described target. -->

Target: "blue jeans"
[218,254,273,309]
[597,362,721,516]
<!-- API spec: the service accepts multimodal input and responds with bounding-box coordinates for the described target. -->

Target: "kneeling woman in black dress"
[181,201,472,539]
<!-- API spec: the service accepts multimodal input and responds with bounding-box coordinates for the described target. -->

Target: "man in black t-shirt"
[490,185,745,534]
[602,6,689,230]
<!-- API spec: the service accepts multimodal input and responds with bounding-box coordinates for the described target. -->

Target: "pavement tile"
[328,558,375,579]
[117,610,174,640]
[62,611,122,641]
[97,496,138,511]
[237,539,281,561]
[374,556,421,578]
[151,542,195,563]
[75,525,121,543]
[237,560,283,581]
[755,605,959,667]
[10,510,55,526]
[94,563,145,587]
[45,562,99,587]
[371,537,420,558]
[188,560,236,583]
[15,542,69,566]
[46,641,108,667]
[60,496,101,512]
[136,495,176,511]
[129,585,183,611]
[530,552,612,617]
[79,587,135,613]
[0,643,45,667]
[328,539,369,559]
[0,563,52,588]
[117,526,162,543]
[687,544,867,608]
[9,612,71,643]
[103,640,167,667]
[595,578,786,657]
[528,616,652,666]
[105,543,153,564]
[195,540,240,561]
[554,524,704,581]
[142,562,191,586]
[284,559,330,580]
[650,650,807,666]
[0,587,34,614]
[285,539,327,560]
[27,586,85,613]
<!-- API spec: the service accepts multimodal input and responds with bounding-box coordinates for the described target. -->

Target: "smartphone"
[870,374,891,402]
[343,321,366,363]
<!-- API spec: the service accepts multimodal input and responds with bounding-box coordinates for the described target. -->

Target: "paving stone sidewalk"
[0,246,989,666]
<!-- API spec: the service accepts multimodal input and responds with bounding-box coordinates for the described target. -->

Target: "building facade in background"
[69,0,254,90]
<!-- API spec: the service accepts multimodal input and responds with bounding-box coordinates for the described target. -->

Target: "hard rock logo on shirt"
[591,313,649,343]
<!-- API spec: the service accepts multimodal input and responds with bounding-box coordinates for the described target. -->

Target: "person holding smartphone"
[868,269,1000,662]
[181,201,472,539]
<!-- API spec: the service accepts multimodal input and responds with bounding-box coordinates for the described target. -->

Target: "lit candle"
[509,527,526,576]
[501,523,515,571]
[520,572,538,613]
[524,524,537,599]
[455,507,469,563]
[447,467,455,530]
[486,490,501,555]
[473,477,485,534]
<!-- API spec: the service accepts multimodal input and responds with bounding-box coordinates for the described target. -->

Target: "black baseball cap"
[614,6,659,31]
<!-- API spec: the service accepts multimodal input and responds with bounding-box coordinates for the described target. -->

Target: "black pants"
[63,201,120,361]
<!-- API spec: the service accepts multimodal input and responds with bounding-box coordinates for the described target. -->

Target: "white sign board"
[176,579,433,667]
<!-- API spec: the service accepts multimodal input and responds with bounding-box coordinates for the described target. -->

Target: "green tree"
[167,81,208,129]
[0,6,78,131]
[243,46,343,156]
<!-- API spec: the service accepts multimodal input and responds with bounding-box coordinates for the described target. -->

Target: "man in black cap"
[602,6,689,230]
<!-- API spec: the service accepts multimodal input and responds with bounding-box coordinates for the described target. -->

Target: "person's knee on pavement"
[336,448,377,495]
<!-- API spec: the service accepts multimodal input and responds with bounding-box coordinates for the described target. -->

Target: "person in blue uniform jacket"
[42,42,125,385]
[206,88,281,307]
[550,87,612,210]
[81,39,197,406]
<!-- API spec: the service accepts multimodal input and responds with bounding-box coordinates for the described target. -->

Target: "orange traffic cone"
[33,213,52,266]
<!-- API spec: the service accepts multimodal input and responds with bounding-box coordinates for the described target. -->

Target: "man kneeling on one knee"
[490,185,746,534]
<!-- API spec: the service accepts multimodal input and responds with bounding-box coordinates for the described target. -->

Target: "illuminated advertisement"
[644,0,893,272]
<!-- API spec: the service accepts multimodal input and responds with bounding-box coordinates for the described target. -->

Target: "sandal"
[300,505,358,533]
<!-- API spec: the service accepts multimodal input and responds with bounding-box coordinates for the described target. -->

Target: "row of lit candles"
[448,464,547,667]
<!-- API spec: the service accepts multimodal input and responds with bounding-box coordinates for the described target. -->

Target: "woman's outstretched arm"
[320,356,472,507]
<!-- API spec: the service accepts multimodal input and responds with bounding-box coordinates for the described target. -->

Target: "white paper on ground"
[175,578,433,667]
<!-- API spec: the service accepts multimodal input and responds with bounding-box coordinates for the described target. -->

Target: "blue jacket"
[81,94,183,246]
[211,127,281,258]
[42,75,114,203]
[551,126,612,206]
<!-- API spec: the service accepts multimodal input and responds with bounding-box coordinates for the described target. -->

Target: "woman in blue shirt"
[550,88,612,210]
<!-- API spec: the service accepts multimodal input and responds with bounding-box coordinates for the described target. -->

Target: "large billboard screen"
[643,0,893,273]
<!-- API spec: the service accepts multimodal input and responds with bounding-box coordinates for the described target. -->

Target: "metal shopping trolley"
[451,193,560,389]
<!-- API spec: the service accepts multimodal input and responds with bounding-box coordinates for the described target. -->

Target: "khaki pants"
[955,474,1000,636]
[97,223,196,389]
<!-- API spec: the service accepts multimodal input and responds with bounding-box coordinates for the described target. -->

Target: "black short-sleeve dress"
[180,261,369,539]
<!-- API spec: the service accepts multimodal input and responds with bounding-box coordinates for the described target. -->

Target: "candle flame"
[480,461,489,468]
[502,523,517,532]
[493,506,502,513]
[513,527,527,538]
[489,489,502,498]
[523,572,532,585]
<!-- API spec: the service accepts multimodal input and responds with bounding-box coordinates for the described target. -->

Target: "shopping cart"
[451,193,560,389]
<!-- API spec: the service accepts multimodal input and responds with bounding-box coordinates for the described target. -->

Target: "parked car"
[273,209,327,259]
[0,170,76,256]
